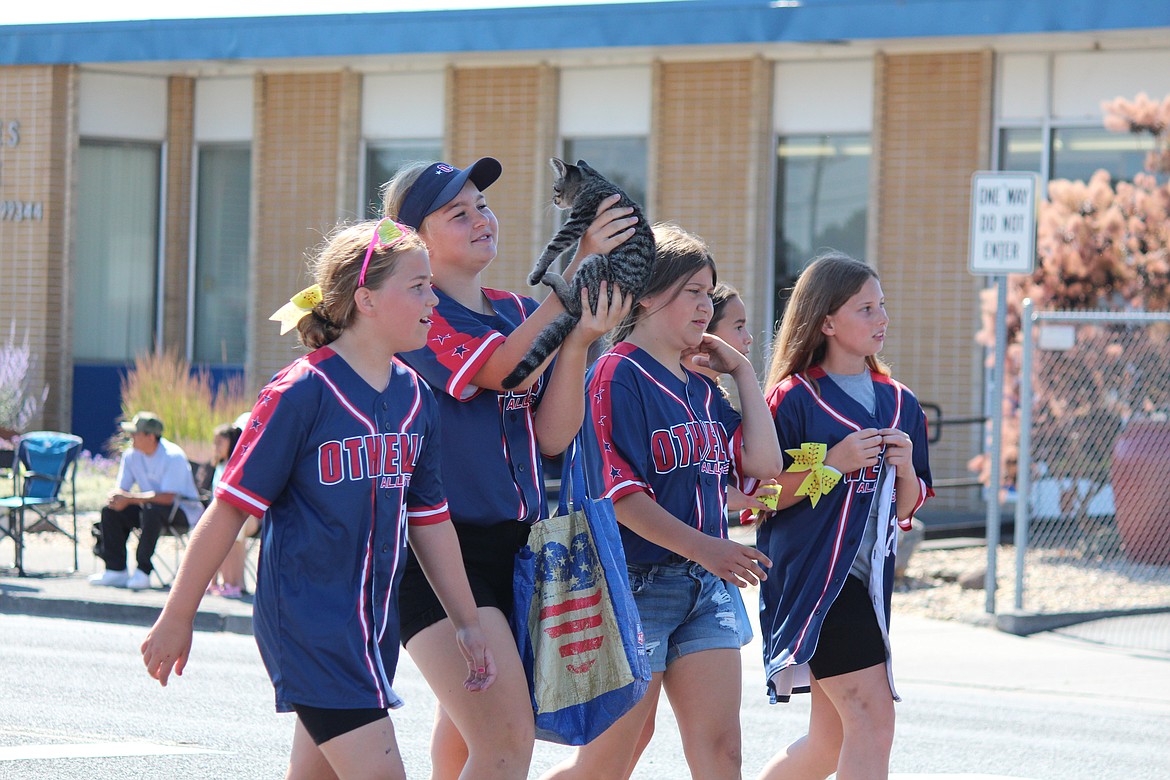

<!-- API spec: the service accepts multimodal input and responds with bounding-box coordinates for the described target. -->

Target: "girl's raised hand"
[826,428,884,474]
[568,281,634,346]
[576,193,637,259]
[685,333,749,376]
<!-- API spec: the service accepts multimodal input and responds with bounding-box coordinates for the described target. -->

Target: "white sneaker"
[125,570,152,591]
[88,569,129,588]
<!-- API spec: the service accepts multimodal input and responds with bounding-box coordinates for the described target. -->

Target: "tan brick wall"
[0,65,75,433]
[653,59,774,358]
[249,71,361,391]
[873,51,993,513]
[447,65,559,294]
[162,76,194,352]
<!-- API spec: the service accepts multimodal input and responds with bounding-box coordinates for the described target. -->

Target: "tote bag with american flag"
[512,441,650,745]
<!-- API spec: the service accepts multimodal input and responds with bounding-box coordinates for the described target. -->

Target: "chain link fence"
[1014,304,1170,653]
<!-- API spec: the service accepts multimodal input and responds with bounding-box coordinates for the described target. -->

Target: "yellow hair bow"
[785,442,842,508]
[269,284,323,335]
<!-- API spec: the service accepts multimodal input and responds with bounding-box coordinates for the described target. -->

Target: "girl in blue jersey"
[541,224,784,780]
[380,158,633,779]
[694,283,781,517]
[142,219,495,780]
[756,253,932,780]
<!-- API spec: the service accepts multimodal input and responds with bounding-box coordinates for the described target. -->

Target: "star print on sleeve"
[452,344,469,359]
[432,333,450,345]
[593,387,605,403]
[609,465,622,480]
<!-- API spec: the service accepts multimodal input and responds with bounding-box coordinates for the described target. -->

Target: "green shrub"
[113,350,253,464]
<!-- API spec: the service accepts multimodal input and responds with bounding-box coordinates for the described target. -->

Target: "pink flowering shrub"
[973,93,1170,488]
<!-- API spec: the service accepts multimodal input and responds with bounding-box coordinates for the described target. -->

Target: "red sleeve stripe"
[447,331,505,399]
[602,478,652,503]
[408,502,452,526]
[215,483,268,517]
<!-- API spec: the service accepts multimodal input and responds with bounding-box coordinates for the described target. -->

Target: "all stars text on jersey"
[318,433,422,486]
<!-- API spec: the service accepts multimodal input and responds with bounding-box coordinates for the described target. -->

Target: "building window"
[192,145,251,365]
[74,140,161,361]
[774,134,871,307]
[1000,126,1155,183]
[364,140,443,218]
[1052,127,1154,182]
[999,128,1043,175]
[561,137,648,209]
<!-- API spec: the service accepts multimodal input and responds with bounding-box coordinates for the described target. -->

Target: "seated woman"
[207,419,259,598]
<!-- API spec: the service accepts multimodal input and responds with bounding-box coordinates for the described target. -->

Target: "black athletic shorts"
[292,704,387,745]
[808,574,888,680]
[398,520,529,645]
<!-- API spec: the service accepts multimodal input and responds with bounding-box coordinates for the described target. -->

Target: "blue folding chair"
[0,431,83,576]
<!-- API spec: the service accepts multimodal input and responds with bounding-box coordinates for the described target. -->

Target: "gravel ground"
[896,542,1170,621]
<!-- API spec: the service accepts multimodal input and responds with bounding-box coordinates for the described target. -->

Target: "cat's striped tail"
[501,310,578,389]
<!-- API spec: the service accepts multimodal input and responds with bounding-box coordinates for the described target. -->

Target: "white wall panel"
[1054,49,1170,120]
[774,59,873,134]
[79,72,167,140]
[195,77,253,142]
[560,66,651,136]
[999,53,1048,121]
[363,72,444,138]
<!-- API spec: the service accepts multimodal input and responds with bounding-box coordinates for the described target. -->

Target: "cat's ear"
[577,159,593,172]
[550,157,568,177]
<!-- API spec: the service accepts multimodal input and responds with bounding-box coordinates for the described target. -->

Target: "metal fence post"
[1014,299,1035,611]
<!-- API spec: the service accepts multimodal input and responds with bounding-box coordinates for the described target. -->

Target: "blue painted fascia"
[2,0,1169,67]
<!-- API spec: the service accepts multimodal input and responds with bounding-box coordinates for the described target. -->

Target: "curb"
[995,605,1170,636]
[0,590,254,636]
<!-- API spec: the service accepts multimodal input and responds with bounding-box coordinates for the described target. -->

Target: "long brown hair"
[764,252,889,391]
[298,220,427,349]
[610,222,718,344]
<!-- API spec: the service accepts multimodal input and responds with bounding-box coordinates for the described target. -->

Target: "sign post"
[968,171,1037,615]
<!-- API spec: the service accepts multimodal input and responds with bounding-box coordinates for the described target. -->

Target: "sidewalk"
[4,519,1169,709]
[0,513,254,634]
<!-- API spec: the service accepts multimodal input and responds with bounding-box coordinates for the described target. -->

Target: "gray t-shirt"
[825,370,882,581]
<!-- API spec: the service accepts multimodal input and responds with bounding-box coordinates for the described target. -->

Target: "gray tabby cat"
[501,158,656,389]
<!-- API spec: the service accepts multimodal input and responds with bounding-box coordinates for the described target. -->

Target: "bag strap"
[557,436,588,515]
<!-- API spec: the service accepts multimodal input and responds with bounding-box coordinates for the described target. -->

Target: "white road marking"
[890,775,1036,779]
[0,742,227,761]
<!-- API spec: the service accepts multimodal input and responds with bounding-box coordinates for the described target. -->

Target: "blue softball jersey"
[583,343,746,565]
[398,286,551,526]
[757,367,932,703]
[216,348,450,713]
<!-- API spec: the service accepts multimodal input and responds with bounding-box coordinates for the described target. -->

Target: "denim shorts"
[627,560,744,673]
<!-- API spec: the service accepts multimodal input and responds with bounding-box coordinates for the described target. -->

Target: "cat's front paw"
[528,271,544,286]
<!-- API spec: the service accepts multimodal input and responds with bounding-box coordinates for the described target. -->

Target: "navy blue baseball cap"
[397,157,502,230]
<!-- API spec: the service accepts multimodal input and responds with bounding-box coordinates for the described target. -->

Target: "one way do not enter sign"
[968,171,1037,276]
